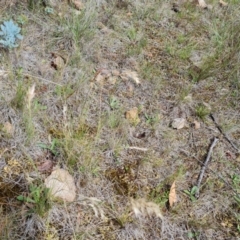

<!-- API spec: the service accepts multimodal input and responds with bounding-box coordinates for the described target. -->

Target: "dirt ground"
[0,0,240,239]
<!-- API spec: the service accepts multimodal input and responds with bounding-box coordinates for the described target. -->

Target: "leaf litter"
[37,160,54,173]
[44,168,76,202]
[169,181,177,208]
[130,198,163,220]
[125,107,140,125]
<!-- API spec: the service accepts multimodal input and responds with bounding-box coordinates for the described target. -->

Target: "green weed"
[37,138,59,156]
[183,186,198,202]
[232,174,240,205]
[149,187,169,208]
[55,84,75,100]
[107,111,121,129]
[140,61,160,80]
[27,0,44,11]
[109,95,119,110]
[11,83,36,142]
[17,14,29,25]
[127,27,138,43]
[195,104,210,120]
[33,99,47,111]
[17,183,51,217]
[61,4,97,50]
[11,82,26,110]
[126,26,147,55]
[144,113,159,126]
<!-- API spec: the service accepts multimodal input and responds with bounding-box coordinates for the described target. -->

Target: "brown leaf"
[193,120,200,129]
[121,70,140,84]
[45,168,76,202]
[169,181,177,207]
[125,107,140,124]
[198,0,208,8]
[130,198,163,219]
[54,56,65,70]
[219,0,227,6]
[38,160,53,173]
[112,70,120,77]
[26,84,35,108]
[3,122,14,136]
[95,73,106,84]
[108,76,118,85]
[94,69,111,84]
[72,0,84,10]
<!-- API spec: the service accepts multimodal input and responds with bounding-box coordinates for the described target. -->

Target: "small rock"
[193,120,200,129]
[172,118,185,129]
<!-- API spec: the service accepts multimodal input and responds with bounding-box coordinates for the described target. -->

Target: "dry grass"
[1,0,240,239]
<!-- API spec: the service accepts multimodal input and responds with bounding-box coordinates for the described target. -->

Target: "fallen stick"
[126,146,148,151]
[210,113,239,153]
[180,149,238,195]
[195,137,219,198]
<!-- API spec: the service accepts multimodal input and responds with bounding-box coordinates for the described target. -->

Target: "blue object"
[0,20,23,48]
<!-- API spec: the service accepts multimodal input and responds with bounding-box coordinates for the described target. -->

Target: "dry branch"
[210,113,239,153]
[126,146,148,151]
[195,137,219,198]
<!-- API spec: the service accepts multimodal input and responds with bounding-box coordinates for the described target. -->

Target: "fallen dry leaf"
[0,70,8,78]
[53,56,65,70]
[172,118,185,130]
[219,0,227,6]
[125,107,140,124]
[198,0,208,8]
[169,181,177,207]
[127,12,133,17]
[121,70,140,84]
[38,160,53,173]
[3,122,14,136]
[44,168,76,202]
[112,69,120,77]
[193,120,200,129]
[94,69,111,84]
[95,72,106,84]
[108,76,118,85]
[131,198,163,219]
[184,94,192,102]
[72,0,84,10]
[26,84,35,109]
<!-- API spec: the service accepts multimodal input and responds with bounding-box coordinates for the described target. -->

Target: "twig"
[180,148,240,222]
[23,72,63,86]
[210,113,239,153]
[180,149,237,195]
[195,137,219,198]
[126,146,148,151]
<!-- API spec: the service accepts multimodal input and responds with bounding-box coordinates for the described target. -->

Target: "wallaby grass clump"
[0,0,240,239]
